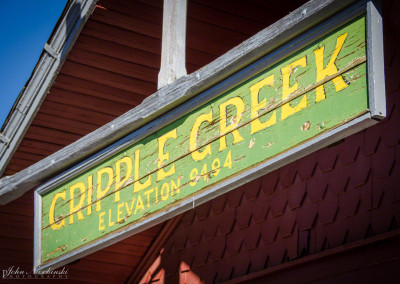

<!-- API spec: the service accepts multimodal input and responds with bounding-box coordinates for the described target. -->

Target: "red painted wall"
[141,1,400,283]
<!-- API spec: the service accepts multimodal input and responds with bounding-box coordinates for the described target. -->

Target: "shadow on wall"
[136,0,400,281]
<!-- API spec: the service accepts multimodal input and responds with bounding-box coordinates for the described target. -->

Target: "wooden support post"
[158,0,187,89]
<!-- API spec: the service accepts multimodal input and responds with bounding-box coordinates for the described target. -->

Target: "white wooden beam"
[158,0,187,89]
[0,0,359,205]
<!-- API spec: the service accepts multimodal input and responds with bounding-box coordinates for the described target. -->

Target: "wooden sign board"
[34,0,385,271]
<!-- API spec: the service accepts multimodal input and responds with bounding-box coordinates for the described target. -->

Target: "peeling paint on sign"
[39,15,371,266]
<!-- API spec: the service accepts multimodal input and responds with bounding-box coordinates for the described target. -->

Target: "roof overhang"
[0,0,97,178]
[0,0,367,206]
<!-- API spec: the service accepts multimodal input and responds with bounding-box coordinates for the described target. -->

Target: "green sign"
[38,14,373,268]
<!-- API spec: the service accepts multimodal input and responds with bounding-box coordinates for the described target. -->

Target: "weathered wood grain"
[39,16,368,264]
[158,0,188,88]
[0,0,359,206]
[54,74,146,106]
[67,48,159,84]
[60,61,157,95]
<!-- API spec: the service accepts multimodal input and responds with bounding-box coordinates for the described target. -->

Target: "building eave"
[0,0,97,177]
[0,0,357,205]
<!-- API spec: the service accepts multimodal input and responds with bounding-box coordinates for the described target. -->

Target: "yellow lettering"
[201,163,208,181]
[250,74,276,134]
[108,208,114,227]
[87,175,93,216]
[115,156,132,202]
[219,97,245,151]
[69,182,86,225]
[190,110,213,161]
[96,167,113,211]
[161,183,169,201]
[49,191,66,230]
[281,56,307,120]
[125,197,135,216]
[211,158,221,176]
[117,202,124,223]
[134,195,144,215]
[190,168,198,186]
[224,150,232,169]
[134,149,151,193]
[144,189,153,208]
[99,211,105,231]
[171,178,181,196]
[157,129,177,181]
[314,33,349,102]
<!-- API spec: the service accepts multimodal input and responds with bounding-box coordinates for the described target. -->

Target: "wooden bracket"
[158,0,187,89]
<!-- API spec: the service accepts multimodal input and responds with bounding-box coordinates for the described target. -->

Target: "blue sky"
[0,0,68,128]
